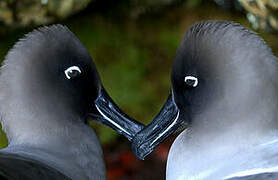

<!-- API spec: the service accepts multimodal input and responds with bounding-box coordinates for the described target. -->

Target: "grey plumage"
[0,25,106,179]
[130,20,278,179]
[228,173,278,180]
[167,21,278,179]
[0,153,69,179]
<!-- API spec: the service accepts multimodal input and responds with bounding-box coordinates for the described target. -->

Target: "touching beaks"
[88,87,185,160]
[131,91,186,160]
[89,87,145,141]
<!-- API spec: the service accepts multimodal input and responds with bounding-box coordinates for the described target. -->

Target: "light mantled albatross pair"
[1,21,278,180]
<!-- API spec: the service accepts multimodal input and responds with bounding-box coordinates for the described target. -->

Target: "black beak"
[131,91,186,160]
[89,87,145,141]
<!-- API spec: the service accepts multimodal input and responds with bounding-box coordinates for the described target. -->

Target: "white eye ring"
[64,66,81,79]
[184,76,198,87]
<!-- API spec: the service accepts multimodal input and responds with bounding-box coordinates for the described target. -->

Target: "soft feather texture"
[0,25,106,179]
[167,21,278,179]
[0,152,70,179]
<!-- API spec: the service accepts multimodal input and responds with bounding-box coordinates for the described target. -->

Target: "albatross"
[0,25,144,179]
[131,21,278,179]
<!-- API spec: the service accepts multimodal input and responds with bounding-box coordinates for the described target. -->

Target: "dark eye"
[184,76,198,87]
[64,66,82,79]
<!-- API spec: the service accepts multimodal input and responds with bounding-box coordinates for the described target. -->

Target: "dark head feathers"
[172,20,278,129]
[2,24,90,69]
[14,24,76,49]
[173,20,277,76]
[186,21,261,43]
[182,20,274,57]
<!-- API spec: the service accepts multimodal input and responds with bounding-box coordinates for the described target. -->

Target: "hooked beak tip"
[91,88,145,141]
[131,141,151,160]
[130,92,183,160]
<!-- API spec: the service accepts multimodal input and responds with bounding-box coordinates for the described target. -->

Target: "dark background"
[0,0,278,179]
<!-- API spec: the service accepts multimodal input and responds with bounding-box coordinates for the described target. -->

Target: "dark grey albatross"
[131,21,278,179]
[0,25,144,179]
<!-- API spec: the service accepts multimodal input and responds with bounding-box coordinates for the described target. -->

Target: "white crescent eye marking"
[64,66,82,79]
[184,76,198,87]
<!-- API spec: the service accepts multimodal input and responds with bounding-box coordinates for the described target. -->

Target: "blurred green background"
[0,0,278,152]
[1,0,278,179]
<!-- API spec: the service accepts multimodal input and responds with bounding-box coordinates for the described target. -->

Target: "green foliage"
[0,125,8,148]
[184,0,202,8]
[238,0,278,32]
[0,0,92,26]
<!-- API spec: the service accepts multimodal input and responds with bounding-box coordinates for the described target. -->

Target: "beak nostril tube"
[130,20,278,180]
[94,88,145,141]
[0,24,144,179]
[131,92,181,160]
